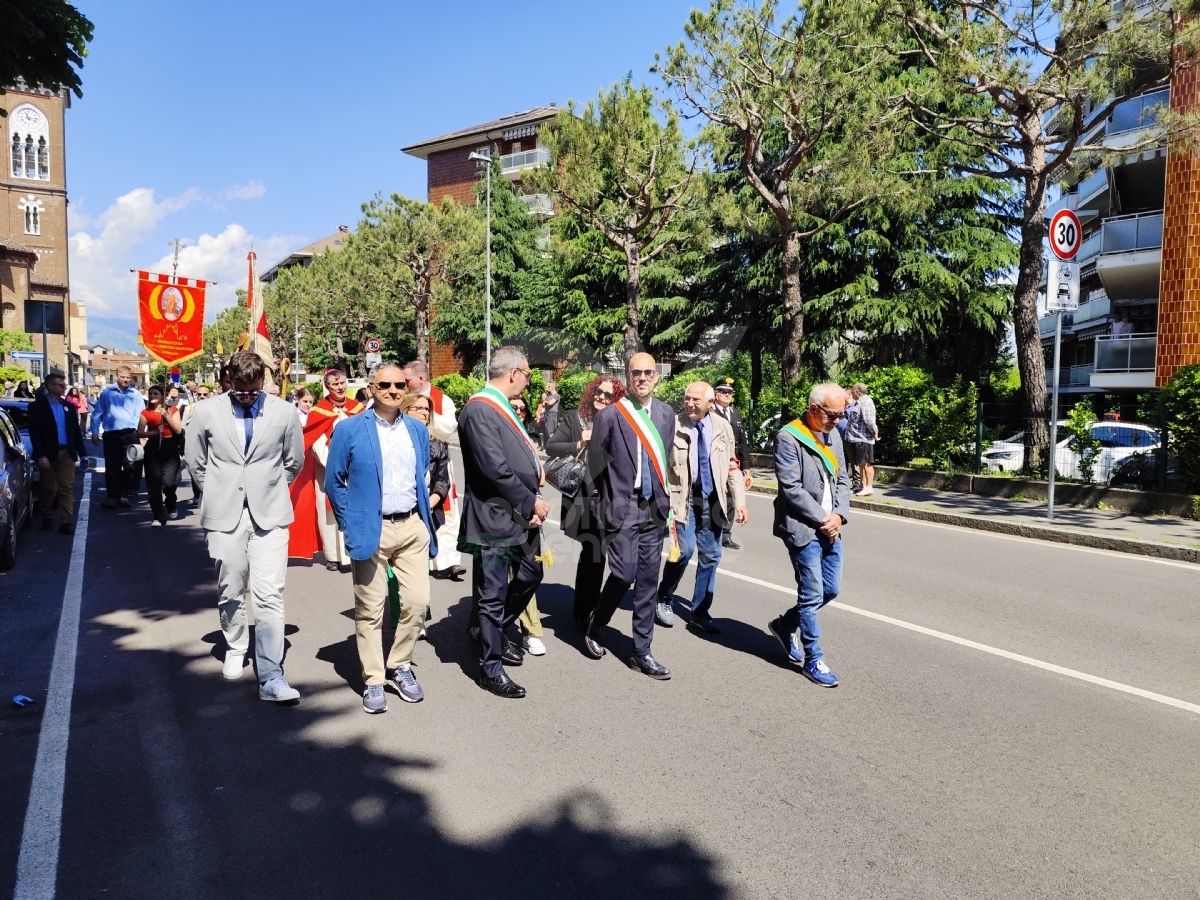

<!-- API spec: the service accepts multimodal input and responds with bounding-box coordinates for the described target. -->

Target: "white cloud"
[68,184,302,322]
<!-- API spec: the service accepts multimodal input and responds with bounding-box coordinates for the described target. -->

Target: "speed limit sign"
[365,337,382,354]
[1049,209,1082,260]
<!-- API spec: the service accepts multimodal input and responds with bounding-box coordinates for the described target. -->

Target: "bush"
[0,364,29,385]
[852,365,977,471]
[555,368,599,412]
[433,373,483,410]
[1163,364,1200,492]
[1064,399,1101,484]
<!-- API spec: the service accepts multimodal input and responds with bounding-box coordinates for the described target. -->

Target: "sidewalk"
[746,467,1200,564]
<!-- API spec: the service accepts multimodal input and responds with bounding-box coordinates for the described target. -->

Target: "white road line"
[743,490,1200,572]
[710,561,1200,716]
[15,472,92,900]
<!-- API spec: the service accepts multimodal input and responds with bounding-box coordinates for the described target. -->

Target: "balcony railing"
[500,148,550,175]
[1077,168,1108,204]
[1094,333,1157,372]
[1048,364,1095,387]
[1077,229,1103,264]
[1073,292,1111,324]
[1100,212,1163,255]
[1040,311,1074,336]
[518,192,554,217]
[1109,89,1170,135]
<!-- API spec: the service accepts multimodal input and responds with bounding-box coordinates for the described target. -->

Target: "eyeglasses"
[629,369,656,378]
[814,404,845,420]
[374,381,402,391]
[512,368,531,380]
[594,390,614,401]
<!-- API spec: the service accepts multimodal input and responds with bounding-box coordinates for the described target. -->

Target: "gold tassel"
[667,512,681,562]
[535,548,555,567]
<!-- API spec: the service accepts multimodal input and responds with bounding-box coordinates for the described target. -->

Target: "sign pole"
[1048,311,1063,521]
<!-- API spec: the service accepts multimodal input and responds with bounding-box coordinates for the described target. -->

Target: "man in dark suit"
[29,370,87,534]
[457,346,549,699]
[585,352,677,679]
[712,377,751,549]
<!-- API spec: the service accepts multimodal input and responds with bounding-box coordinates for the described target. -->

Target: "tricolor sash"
[467,384,542,474]
[780,419,838,478]
[616,397,667,490]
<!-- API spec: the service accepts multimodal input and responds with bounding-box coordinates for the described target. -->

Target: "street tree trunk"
[623,241,641,364]
[415,291,429,365]
[779,226,805,416]
[1014,158,1051,475]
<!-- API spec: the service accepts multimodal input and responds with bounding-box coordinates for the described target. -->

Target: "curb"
[748,483,1200,565]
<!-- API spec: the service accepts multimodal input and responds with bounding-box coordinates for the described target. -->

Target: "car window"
[1111,427,1157,448]
[0,411,15,448]
[0,403,29,430]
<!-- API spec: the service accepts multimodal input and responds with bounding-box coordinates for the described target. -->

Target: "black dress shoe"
[688,613,721,634]
[445,564,466,579]
[59,522,75,535]
[628,653,671,680]
[583,630,606,659]
[501,639,525,666]
[722,537,741,550]
[478,671,526,698]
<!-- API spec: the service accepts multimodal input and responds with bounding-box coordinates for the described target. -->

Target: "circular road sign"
[365,337,382,354]
[1049,209,1082,260]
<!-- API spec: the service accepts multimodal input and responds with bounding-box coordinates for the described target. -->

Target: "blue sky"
[69,0,701,349]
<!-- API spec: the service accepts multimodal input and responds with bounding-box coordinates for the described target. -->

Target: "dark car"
[1108,449,1181,491]
[0,405,34,568]
[0,398,35,475]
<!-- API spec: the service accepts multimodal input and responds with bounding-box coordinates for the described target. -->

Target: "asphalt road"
[2,457,1199,899]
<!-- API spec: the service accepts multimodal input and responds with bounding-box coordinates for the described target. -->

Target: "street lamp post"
[468,150,492,372]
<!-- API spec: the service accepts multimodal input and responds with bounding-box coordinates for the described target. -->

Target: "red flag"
[136,271,206,365]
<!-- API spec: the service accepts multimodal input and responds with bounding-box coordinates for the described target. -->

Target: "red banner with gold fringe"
[137,271,206,365]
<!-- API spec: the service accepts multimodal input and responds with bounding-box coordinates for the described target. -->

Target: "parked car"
[1108,449,1179,490]
[0,405,34,569]
[0,398,35,484]
[981,421,1160,484]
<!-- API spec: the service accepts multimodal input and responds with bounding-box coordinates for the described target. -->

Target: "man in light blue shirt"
[89,366,146,508]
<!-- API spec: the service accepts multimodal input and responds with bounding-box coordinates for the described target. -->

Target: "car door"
[0,410,29,525]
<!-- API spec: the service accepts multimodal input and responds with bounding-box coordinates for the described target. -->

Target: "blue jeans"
[657,497,724,615]
[783,536,842,663]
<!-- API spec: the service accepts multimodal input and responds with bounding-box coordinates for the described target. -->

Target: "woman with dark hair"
[138,384,185,526]
[546,374,626,629]
[13,380,33,398]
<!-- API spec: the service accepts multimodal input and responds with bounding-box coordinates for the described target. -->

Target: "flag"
[136,271,206,365]
[246,250,272,367]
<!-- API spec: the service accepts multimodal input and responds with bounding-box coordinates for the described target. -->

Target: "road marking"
[710,561,1200,716]
[743,490,1200,572]
[15,472,92,900]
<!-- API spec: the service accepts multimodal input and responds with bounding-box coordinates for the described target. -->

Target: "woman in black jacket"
[546,374,626,629]
[400,393,450,531]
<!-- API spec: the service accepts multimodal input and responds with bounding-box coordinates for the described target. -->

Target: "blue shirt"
[232,392,265,453]
[49,396,67,445]
[91,384,145,437]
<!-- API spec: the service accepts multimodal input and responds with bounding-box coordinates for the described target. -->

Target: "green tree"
[528,77,702,363]
[0,0,93,114]
[660,0,921,400]
[0,328,34,357]
[891,0,1198,473]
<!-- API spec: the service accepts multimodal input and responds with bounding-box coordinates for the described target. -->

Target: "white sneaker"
[151,519,163,527]
[222,652,245,680]
[258,676,300,702]
[859,487,874,497]
[169,509,183,520]
[522,634,546,656]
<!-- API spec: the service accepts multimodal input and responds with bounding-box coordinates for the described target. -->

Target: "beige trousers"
[352,515,430,685]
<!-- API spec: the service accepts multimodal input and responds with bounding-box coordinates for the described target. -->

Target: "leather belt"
[383,508,418,522]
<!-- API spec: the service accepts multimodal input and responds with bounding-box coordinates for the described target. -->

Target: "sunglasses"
[815,404,846,420]
[594,390,614,401]
[629,368,656,378]
[230,389,261,399]
[374,381,402,390]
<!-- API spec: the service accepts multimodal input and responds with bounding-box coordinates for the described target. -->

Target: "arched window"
[19,195,43,236]
[8,103,50,180]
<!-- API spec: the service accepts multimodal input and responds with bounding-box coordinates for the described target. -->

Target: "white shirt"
[420,385,458,441]
[632,397,655,491]
[375,411,417,515]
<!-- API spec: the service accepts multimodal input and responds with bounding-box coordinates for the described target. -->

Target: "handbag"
[544,445,588,497]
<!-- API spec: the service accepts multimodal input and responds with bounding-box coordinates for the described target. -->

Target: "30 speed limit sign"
[1049,209,1082,260]
[364,337,382,354]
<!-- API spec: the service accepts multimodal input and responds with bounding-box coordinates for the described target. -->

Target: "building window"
[19,195,44,235]
[8,103,50,181]
[29,359,43,379]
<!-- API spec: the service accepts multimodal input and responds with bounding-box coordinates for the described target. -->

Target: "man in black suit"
[29,371,87,534]
[712,377,751,549]
[585,352,677,679]
[457,346,550,699]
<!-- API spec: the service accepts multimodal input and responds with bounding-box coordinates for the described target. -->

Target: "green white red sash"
[616,397,667,490]
[780,418,838,478]
[467,384,541,472]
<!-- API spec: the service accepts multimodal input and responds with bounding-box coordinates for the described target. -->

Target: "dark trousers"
[101,429,140,500]
[593,497,668,656]
[473,538,544,678]
[572,523,606,622]
[145,437,181,523]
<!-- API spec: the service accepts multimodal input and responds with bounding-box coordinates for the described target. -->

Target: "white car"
[981,421,1160,484]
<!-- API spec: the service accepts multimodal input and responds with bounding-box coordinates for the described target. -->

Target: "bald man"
[584,352,677,679]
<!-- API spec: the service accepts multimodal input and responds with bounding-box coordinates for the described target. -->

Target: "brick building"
[1041,69,1200,397]
[402,106,558,376]
[1,82,85,383]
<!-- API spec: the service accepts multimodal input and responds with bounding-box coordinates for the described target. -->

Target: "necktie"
[242,405,254,453]
[641,446,653,499]
[697,420,713,497]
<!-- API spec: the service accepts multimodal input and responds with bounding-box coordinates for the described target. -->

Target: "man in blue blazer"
[326,364,438,714]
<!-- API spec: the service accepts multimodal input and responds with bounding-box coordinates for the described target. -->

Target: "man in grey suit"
[768,383,851,688]
[185,352,305,702]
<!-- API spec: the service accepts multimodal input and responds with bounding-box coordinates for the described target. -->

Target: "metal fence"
[974,402,1170,490]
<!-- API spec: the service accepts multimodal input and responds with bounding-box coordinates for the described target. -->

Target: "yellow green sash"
[780,419,838,478]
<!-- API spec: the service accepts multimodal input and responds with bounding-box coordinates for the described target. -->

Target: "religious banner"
[137,271,206,365]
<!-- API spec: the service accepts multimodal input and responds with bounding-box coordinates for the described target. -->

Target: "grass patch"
[1010,492,1028,501]
[1096,501,1113,511]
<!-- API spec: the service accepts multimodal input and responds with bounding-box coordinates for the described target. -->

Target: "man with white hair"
[844,382,878,496]
[768,383,851,687]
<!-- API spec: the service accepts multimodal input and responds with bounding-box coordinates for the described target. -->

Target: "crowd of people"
[65,346,863,711]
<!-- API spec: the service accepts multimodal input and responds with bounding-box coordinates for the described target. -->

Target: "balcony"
[1073,291,1111,324]
[1095,212,1163,299]
[1040,311,1073,336]
[1076,229,1103,265]
[518,192,554,217]
[1091,333,1157,389]
[1076,168,1109,213]
[1047,364,1095,387]
[1109,89,1169,136]
[500,148,550,180]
